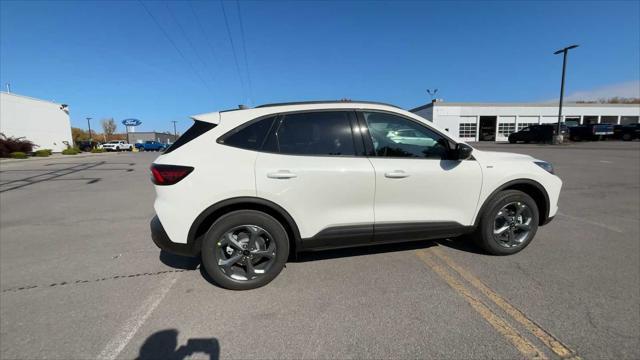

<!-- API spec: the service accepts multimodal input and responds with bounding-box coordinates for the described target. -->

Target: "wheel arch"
[475,179,550,227]
[188,197,302,258]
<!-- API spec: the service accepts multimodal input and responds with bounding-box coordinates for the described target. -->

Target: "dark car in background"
[568,123,614,141]
[613,123,640,141]
[508,124,567,144]
[76,140,100,152]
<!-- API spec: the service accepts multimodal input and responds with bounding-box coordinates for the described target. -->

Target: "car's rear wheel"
[622,133,632,141]
[201,210,289,290]
[475,190,539,255]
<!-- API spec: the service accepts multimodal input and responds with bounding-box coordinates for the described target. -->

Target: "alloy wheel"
[215,225,277,281]
[493,202,533,248]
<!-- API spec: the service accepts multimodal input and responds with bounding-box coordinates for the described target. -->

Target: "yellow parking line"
[415,250,547,359]
[430,247,581,360]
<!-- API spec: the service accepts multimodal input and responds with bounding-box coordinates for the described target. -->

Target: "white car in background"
[387,128,438,147]
[101,140,132,152]
[149,100,562,290]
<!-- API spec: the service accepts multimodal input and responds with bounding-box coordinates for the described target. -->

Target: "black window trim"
[355,109,461,160]
[216,108,467,160]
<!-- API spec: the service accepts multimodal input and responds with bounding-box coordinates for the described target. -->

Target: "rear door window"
[266,111,356,156]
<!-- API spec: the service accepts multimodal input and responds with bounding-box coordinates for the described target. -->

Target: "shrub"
[34,149,51,157]
[62,148,80,155]
[91,148,104,153]
[0,133,35,157]
[9,151,28,159]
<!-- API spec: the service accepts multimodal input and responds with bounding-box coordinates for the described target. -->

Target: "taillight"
[150,164,194,185]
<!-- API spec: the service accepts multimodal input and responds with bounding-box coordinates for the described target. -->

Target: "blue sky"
[1,1,639,133]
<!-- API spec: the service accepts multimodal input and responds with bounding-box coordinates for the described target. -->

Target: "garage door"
[496,116,516,142]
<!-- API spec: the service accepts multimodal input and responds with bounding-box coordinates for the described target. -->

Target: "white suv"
[150,101,562,290]
[101,140,133,152]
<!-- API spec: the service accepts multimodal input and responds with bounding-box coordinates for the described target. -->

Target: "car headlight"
[534,161,554,174]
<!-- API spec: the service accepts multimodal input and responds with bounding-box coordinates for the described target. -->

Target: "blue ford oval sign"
[122,119,142,127]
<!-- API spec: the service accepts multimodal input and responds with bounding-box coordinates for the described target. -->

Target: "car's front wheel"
[201,210,289,290]
[475,190,539,255]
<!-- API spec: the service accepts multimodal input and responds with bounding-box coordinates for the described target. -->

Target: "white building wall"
[0,92,72,153]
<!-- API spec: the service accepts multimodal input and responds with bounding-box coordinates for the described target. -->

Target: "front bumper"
[150,215,199,257]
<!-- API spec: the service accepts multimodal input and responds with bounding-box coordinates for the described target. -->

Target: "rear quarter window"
[164,120,217,154]
[219,116,276,151]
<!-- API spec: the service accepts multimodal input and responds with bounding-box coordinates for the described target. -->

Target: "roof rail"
[255,100,402,109]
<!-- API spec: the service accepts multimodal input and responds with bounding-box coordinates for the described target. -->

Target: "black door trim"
[300,222,473,251]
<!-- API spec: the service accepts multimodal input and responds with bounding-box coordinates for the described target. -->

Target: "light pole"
[86,117,93,142]
[171,120,178,140]
[553,44,579,144]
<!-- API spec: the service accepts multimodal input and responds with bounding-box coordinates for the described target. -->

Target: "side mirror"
[455,143,473,160]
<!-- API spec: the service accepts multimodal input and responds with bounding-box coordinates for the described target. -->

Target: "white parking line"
[557,212,624,233]
[97,274,178,360]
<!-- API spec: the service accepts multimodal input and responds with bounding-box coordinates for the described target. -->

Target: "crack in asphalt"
[0,269,197,294]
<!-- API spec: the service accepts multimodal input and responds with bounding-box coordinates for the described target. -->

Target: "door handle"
[267,170,297,179]
[384,170,410,178]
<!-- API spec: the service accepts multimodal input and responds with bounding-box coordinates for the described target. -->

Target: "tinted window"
[165,120,217,154]
[270,111,356,156]
[223,116,275,150]
[362,112,448,159]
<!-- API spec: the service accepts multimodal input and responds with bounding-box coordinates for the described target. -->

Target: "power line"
[138,0,213,93]
[188,1,222,72]
[163,1,217,86]
[235,0,253,105]
[220,0,247,103]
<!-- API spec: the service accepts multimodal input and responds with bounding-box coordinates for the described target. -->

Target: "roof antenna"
[427,89,438,101]
[5,83,11,93]
[238,104,248,109]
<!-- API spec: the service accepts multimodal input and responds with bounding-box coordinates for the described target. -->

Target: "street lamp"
[553,44,579,144]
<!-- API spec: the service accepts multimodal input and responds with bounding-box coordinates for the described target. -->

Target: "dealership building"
[411,100,640,142]
[0,91,73,152]
[128,131,178,145]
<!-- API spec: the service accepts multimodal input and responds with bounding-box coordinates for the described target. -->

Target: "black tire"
[201,210,289,290]
[622,133,632,141]
[509,139,516,144]
[474,190,539,255]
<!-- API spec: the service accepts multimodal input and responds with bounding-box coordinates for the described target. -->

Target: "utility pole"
[553,44,579,144]
[171,120,178,140]
[86,117,93,142]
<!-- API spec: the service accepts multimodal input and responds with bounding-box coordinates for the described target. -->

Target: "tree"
[101,118,117,141]
[71,127,90,142]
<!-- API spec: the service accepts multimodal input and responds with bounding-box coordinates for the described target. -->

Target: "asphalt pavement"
[0,141,638,359]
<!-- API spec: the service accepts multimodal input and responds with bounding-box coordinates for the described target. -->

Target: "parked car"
[101,140,133,152]
[76,140,99,152]
[569,123,614,141]
[613,123,640,141]
[140,140,167,152]
[150,100,562,290]
[386,128,438,147]
[508,124,567,144]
